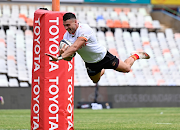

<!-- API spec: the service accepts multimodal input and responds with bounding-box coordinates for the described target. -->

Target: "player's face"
[63,19,77,34]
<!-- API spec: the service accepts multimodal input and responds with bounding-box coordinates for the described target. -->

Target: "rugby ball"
[60,39,76,58]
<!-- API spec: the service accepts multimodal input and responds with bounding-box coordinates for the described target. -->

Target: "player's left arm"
[61,37,86,59]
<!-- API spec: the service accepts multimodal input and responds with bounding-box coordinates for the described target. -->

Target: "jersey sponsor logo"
[112,61,116,66]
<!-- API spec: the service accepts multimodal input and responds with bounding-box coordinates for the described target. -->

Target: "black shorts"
[85,51,119,76]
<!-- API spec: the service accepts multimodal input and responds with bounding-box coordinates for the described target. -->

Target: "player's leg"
[89,69,105,83]
[115,51,150,72]
[115,57,134,72]
[0,96,4,105]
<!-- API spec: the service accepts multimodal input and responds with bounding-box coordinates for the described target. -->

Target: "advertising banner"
[151,0,180,5]
[31,9,74,130]
[11,0,83,2]
[84,0,150,4]
[74,86,180,108]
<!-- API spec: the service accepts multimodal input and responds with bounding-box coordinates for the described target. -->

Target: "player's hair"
[63,12,76,21]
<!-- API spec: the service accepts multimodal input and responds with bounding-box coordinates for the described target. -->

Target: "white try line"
[156,123,172,124]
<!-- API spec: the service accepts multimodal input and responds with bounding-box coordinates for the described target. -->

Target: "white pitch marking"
[156,123,172,124]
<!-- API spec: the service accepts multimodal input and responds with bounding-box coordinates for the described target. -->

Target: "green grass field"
[0,107,180,130]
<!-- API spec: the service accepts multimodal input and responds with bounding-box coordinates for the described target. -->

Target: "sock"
[131,54,139,61]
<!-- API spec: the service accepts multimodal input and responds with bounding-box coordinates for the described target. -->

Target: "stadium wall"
[151,10,180,32]
[0,86,180,109]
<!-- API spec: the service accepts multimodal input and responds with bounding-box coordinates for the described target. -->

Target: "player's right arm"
[61,37,86,59]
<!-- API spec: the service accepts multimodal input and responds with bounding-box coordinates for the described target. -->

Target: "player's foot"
[131,51,150,59]
[0,96,4,105]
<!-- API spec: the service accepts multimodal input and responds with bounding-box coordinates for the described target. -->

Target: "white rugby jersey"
[63,23,107,63]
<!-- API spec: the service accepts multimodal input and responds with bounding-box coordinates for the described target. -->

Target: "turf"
[0,107,179,130]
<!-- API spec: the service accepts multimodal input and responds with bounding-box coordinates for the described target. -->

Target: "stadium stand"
[0,3,179,87]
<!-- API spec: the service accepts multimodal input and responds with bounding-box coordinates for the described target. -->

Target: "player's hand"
[45,53,58,61]
[59,44,69,55]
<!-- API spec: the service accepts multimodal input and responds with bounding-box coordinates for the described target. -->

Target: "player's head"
[63,12,78,34]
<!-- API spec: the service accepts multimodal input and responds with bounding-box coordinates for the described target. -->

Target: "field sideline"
[0,107,179,130]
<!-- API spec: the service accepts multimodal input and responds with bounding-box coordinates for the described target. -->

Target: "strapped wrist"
[57,55,63,61]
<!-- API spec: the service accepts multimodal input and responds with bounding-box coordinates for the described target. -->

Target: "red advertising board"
[31,9,74,130]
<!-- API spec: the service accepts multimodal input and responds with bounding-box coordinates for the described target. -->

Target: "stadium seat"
[17,18,26,26]
[105,69,119,86]
[82,6,90,12]
[123,8,130,15]
[105,30,113,37]
[26,18,33,26]
[106,19,114,28]
[157,32,166,40]
[28,6,36,20]
[123,31,131,40]
[165,28,174,39]
[20,5,28,17]
[0,17,9,26]
[157,79,166,86]
[67,6,75,12]
[59,5,66,11]
[132,32,141,42]
[150,41,159,49]
[20,82,29,87]
[0,29,6,39]
[109,48,119,58]
[144,16,153,28]
[149,32,157,42]
[120,13,129,28]
[90,7,98,12]
[138,8,148,16]
[113,20,122,28]
[110,11,118,20]
[114,28,123,37]
[174,33,180,40]
[97,19,106,28]
[167,39,176,49]
[9,18,18,26]
[140,28,148,37]
[9,78,19,87]
[102,11,111,20]
[87,11,96,20]
[98,75,109,86]
[128,12,137,28]
[7,55,18,78]
[106,7,113,13]
[152,20,161,29]
[2,5,11,17]
[137,14,144,28]
[0,59,7,74]
[0,74,9,87]
[131,8,138,14]
[114,8,121,15]
[0,38,6,56]
[11,5,19,19]
[97,7,105,13]
[97,30,106,40]
[171,48,180,60]
[96,15,104,22]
